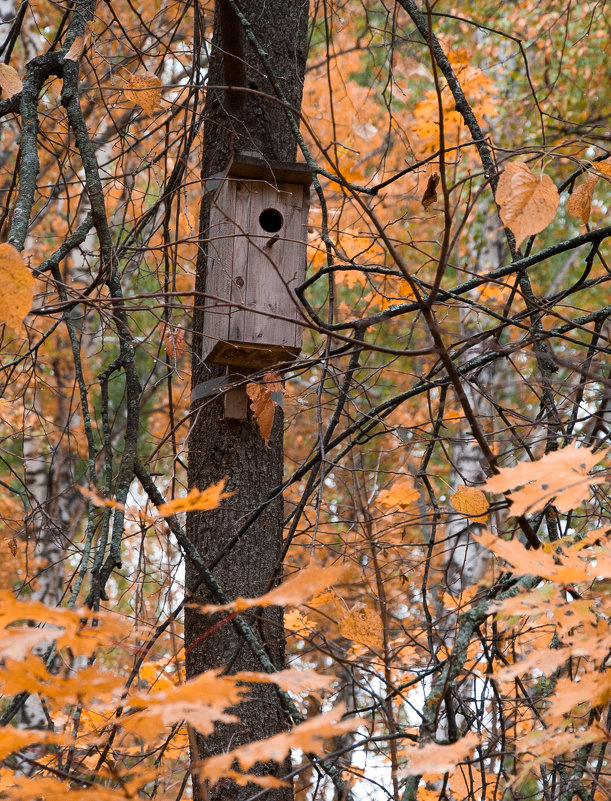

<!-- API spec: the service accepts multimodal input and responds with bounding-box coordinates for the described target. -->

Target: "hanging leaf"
[156,479,232,516]
[377,476,419,510]
[421,172,440,210]
[496,161,559,247]
[122,71,162,117]
[337,603,383,651]
[0,243,35,335]
[401,733,480,776]
[567,174,599,224]
[483,443,606,515]
[0,64,22,99]
[449,485,489,520]
[247,372,283,446]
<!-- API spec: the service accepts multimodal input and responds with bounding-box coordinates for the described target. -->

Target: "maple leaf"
[401,732,479,776]
[567,173,599,224]
[0,64,22,99]
[122,70,162,117]
[0,727,64,760]
[483,443,607,515]
[449,485,489,520]
[496,161,559,247]
[377,476,419,510]
[0,243,35,335]
[247,372,284,446]
[156,479,232,516]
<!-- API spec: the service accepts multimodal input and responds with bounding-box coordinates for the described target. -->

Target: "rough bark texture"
[186,2,309,799]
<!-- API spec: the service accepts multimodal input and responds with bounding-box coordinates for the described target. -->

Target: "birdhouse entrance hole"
[259,208,283,233]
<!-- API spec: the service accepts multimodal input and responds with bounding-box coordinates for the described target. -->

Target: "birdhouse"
[202,153,312,370]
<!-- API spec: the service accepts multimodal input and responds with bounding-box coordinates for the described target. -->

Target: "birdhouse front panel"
[203,164,310,369]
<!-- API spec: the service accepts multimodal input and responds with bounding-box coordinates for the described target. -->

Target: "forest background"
[0,0,609,800]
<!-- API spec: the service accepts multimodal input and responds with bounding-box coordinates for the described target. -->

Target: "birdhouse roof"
[205,152,312,194]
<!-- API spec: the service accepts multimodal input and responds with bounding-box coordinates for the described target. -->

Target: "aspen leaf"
[337,604,383,651]
[496,161,559,247]
[247,372,283,446]
[0,243,35,334]
[122,71,162,117]
[0,64,22,99]
[483,443,606,515]
[401,733,479,776]
[449,485,489,520]
[156,479,232,515]
[567,174,599,224]
[200,704,358,783]
[421,173,440,210]
[377,476,419,510]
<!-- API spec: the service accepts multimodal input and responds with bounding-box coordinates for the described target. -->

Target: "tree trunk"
[186,2,309,799]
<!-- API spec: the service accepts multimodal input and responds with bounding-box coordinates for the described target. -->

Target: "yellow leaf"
[496,161,559,247]
[337,603,383,651]
[449,485,489,520]
[200,704,358,783]
[0,64,22,99]
[247,372,283,446]
[483,443,606,515]
[0,243,35,334]
[377,476,419,510]
[401,733,479,776]
[122,71,162,118]
[567,174,599,224]
[156,479,232,516]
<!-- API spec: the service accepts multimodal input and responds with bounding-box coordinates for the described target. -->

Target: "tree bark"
[186,2,309,799]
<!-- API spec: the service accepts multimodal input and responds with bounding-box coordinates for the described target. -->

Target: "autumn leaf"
[122,71,162,117]
[592,161,611,180]
[156,479,232,516]
[567,173,599,224]
[421,173,440,210]
[0,243,35,335]
[0,64,22,99]
[546,671,611,723]
[377,476,419,510]
[337,603,384,651]
[199,704,359,784]
[0,727,64,760]
[247,372,283,446]
[195,563,346,613]
[401,733,479,776]
[496,161,559,247]
[65,34,88,61]
[449,485,489,520]
[78,485,126,511]
[482,443,606,515]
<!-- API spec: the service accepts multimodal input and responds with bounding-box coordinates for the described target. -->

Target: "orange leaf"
[401,733,479,776]
[483,443,606,515]
[377,476,419,510]
[0,64,22,99]
[496,161,559,247]
[65,34,88,61]
[592,162,611,180]
[0,243,35,335]
[567,174,598,224]
[122,71,162,117]
[337,603,383,651]
[0,727,64,760]
[247,372,283,446]
[449,485,489,520]
[156,479,232,516]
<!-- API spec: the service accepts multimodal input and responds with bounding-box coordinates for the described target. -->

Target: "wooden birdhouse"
[202,153,312,370]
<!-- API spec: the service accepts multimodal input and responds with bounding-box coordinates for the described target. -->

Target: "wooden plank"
[228,180,251,345]
[202,179,235,361]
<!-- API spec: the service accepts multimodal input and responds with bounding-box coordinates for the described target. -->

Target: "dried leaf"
[483,443,606,515]
[567,174,599,224]
[449,485,489,520]
[122,71,162,118]
[163,326,187,362]
[421,173,440,210]
[156,479,232,516]
[247,372,283,446]
[200,704,358,784]
[0,63,22,99]
[0,243,35,334]
[496,161,559,247]
[65,34,88,61]
[592,162,611,180]
[401,733,479,776]
[377,476,419,510]
[337,603,383,651]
